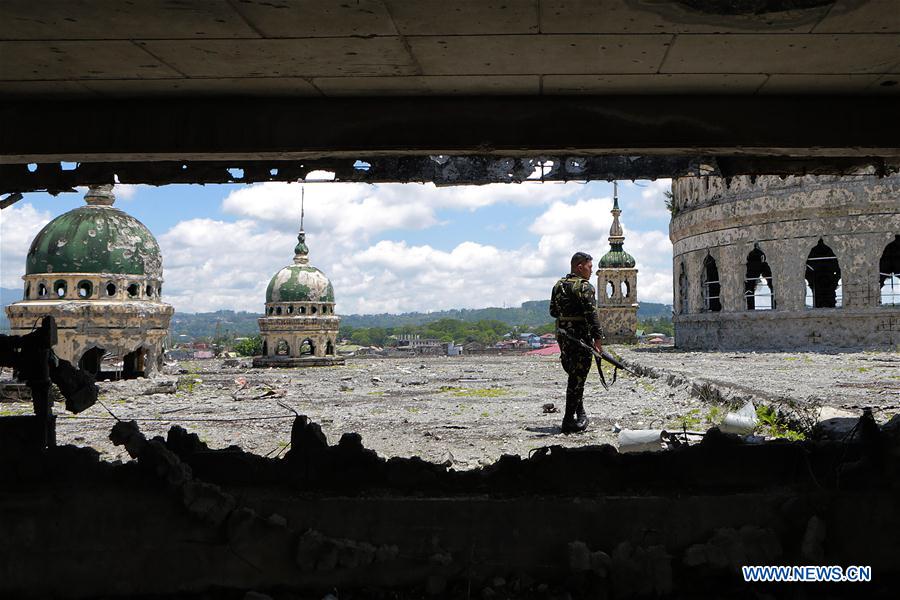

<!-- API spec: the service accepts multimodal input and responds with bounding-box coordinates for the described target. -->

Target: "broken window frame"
[804,239,842,309]
[701,255,722,312]
[744,244,775,311]
[878,236,900,306]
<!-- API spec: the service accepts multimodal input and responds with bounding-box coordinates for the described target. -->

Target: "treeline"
[638,316,675,337]
[340,299,673,329]
[340,318,515,347]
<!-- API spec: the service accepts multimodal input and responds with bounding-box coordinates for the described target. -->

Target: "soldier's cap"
[571,251,593,265]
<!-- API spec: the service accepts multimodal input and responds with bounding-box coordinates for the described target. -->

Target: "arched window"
[127,283,140,298]
[275,340,290,356]
[678,262,688,314]
[106,282,116,296]
[78,347,106,377]
[275,306,282,315]
[123,348,146,379]
[287,306,294,314]
[54,279,67,298]
[300,306,306,314]
[805,239,841,308]
[24,282,30,299]
[300,338,315,355]
[701,255,721,312]
[605,281,614,299]
[745,244,774,310]
[145,284,153,298]
[879,235,900,306]
[38,282,48,298]
[311,306,317,314]
[77,280,93,298]
[620,280,630,299]
[325,340,335,355]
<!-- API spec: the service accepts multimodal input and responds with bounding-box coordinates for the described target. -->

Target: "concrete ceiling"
[1,0,898,99]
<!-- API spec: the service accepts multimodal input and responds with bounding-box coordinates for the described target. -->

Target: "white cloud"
[3,182,675,315]
[220,181,579,239]
[0,203,52,288]
[632,178,673,219]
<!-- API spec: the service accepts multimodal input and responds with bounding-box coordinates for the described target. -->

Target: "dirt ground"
[2,347,897,467]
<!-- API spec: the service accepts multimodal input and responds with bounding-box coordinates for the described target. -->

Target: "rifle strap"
[595,356,608,390]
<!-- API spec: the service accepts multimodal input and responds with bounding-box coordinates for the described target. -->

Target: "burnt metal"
[1,155,897,195]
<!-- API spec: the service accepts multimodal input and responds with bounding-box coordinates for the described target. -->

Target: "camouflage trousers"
[558,332,593,406]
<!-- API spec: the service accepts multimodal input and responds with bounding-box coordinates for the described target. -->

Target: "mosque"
[5,185,173,378]
[596,183,639,343]
[253,201,343,367]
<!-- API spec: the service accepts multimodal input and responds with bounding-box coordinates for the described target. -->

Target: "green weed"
[452,388,508,398]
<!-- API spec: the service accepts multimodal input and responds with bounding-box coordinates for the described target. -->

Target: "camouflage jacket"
[550,273,603,340]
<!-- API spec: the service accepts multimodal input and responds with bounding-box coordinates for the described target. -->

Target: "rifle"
[556,327,637,390]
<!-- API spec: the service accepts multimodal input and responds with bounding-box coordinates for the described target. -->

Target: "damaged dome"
[266,230,335,303]
[26,186,162,278]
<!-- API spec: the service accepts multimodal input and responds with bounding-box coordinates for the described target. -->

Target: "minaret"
[294,187,309,264]
[596,182,639,343]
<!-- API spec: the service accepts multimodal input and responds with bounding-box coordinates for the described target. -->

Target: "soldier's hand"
[593,339,603,354]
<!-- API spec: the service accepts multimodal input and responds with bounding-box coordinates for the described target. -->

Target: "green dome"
[599,244,636,268]
[266,264,335,303]
[26,205,162,277]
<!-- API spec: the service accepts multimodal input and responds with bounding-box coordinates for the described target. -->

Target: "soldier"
[550,252,603,433]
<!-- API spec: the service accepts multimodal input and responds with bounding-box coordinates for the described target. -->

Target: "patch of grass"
[639,380,656,392]
[706,405,724,425]
[783,356,800,361]
[366,391,385,396]
[756,404,806,441]
[177,375,198,394]
[671,408,702,430]
[0,406,30,416]
[451,387,508,398]
[857,367,870,373]
[406,406,420,414]
[438,385,464,393]
[480,411,490,418]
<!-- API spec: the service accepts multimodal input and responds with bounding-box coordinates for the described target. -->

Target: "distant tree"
[234,335,263,356]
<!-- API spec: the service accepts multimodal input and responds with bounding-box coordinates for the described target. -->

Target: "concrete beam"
[0,95,897,188]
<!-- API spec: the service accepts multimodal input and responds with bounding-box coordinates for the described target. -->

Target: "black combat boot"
[561,397,579,434]
[575,400,590,432]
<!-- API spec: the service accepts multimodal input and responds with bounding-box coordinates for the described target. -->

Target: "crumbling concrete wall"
[671,174,900,349]
[2,416,900,598]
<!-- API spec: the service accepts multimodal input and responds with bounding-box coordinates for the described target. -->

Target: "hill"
[0,288,672,339]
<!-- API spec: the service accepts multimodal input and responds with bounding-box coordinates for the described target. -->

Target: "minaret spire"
[608,181,625,248]
[293,185,309,264]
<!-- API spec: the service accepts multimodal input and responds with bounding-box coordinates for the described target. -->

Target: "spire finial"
[608,181,624,246]
[85,184,115,206]
[294,184,309,264]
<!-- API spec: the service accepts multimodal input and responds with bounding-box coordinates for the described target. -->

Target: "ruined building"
[254,215,342,367]
[5,185,173,378]
[596,184,639,343]
[671,175,900,350]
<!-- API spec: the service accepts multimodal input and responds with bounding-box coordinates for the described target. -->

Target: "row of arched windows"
[266,303,333,316]
[680,236,900,313]
[26,277,161,301]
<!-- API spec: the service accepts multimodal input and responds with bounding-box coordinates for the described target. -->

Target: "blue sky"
[1,179,674,314]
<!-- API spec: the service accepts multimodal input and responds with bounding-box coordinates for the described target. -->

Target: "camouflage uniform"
[550,273,603,432]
